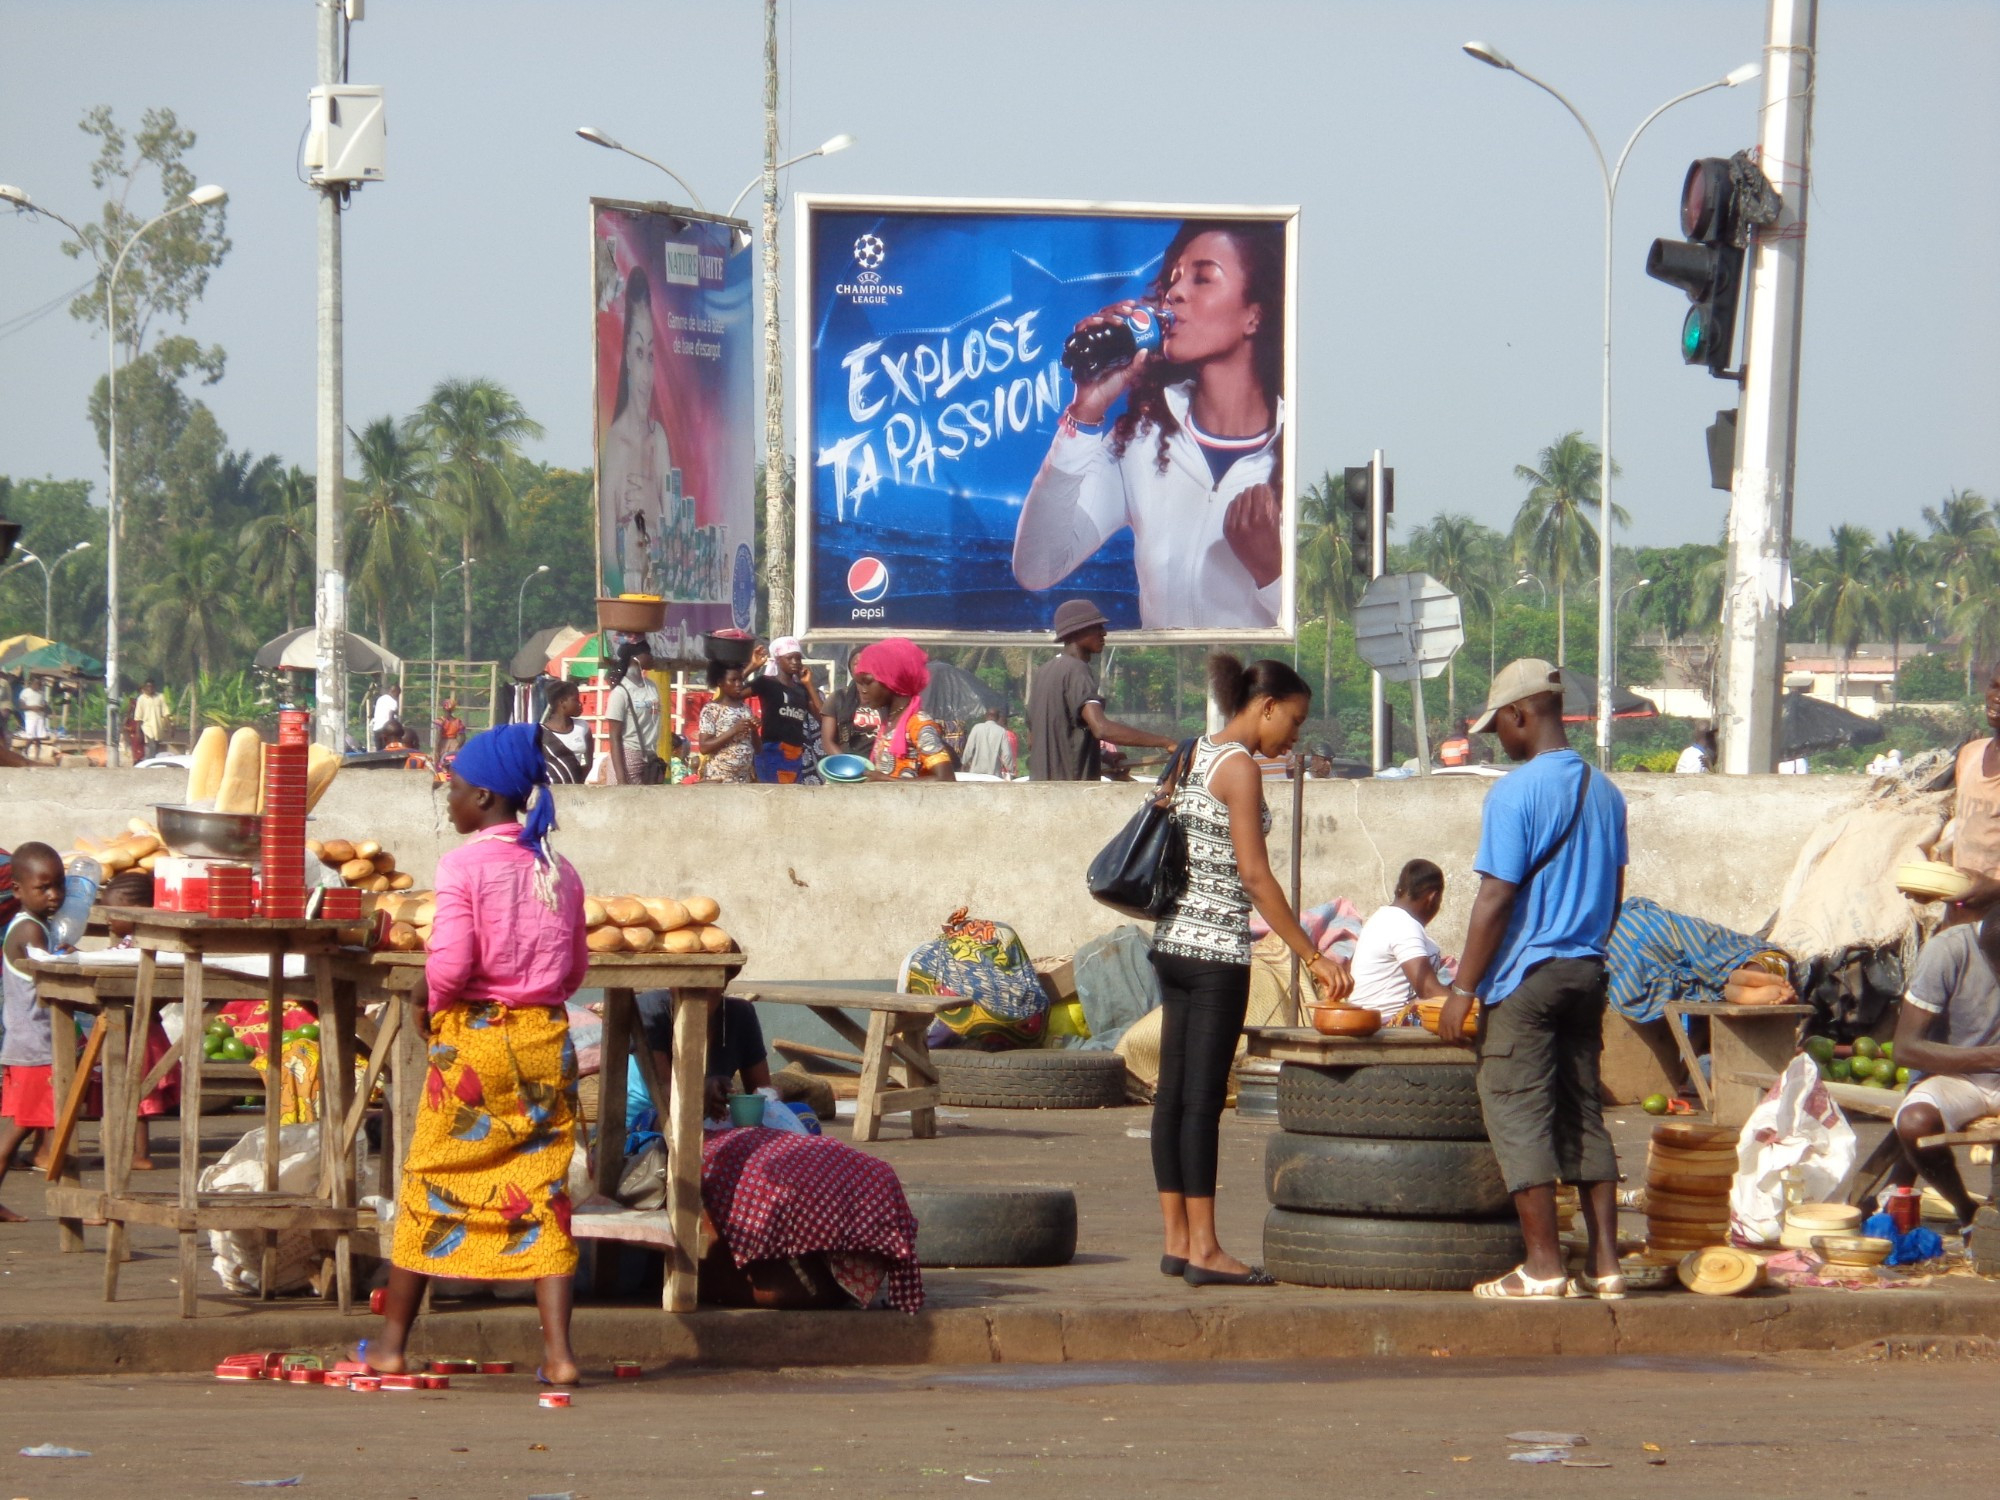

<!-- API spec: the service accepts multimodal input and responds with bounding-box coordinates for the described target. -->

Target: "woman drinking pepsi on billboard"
[1012,218,1287,631]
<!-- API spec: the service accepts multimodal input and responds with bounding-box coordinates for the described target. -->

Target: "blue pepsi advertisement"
[795,197,1298,641]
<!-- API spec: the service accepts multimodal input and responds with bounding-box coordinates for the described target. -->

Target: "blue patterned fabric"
[1606,897,1774,1023]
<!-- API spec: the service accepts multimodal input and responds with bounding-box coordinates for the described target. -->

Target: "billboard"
[795,196,1298,642]
[591,199,757,660]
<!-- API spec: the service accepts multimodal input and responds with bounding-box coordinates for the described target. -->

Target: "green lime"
[1897,1067,1912,1086]
[1641,1093,1669,1116]
[1879,1041,1895,1062]
[1869,1074,1895,1089]
[206,1019,234,1038]
[1875,1057,1900,1082]
[220,1039,252,1062]
[1817,1059,1835,1081]
[299,1023,321,1041]
[1855,1036,1881,1060]
[1804,1035,1837,1064]
[1830,1058,1853,1082]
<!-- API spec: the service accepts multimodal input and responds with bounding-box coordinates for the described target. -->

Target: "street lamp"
[1611,577,1653,707]
[516,563,550,646]
[430,558,473,675]
[1463,43,1758,771]
[1515,571,1548,607]
[725,133,854,219]
[4,181,227,764]
[7,542,92,639]
[574,127,709,210]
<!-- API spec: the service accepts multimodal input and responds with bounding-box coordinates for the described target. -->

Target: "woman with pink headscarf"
[852,639,956,782]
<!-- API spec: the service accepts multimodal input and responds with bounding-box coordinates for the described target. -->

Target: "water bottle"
[1060,305,1173,382]
[49,855,102,952]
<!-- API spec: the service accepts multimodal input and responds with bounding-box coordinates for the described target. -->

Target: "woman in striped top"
[1151,654,1351,1286]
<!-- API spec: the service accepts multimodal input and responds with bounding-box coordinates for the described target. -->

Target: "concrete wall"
[0,768,1859,980]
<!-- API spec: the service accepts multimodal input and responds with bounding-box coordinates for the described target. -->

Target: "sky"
[1,0,1995,556]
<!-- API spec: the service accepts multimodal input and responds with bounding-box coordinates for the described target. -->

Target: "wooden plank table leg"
[100,961,140,1301]
[1664,1004,1714,1117]
[593,988,634,1294]
[1711,1009,1808,1129]
[319,964,356,1314]
[901,1017,938,1140]
[852,1010,893,1144]
[46,1000,90,1253]
[176,956,207,1317]
[664,989,709,1313]
[389,994,426,1200]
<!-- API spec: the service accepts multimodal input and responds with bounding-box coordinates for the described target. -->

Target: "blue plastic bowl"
[819,754,869,783]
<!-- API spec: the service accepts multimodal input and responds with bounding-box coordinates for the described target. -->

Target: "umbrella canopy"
[510,624,588,680]
[549,631,610,678]
[253,627,404,676]
[12,641,102,675]
[1780,690,1886,758]
[0,632,54,670]
[1553,668,1657,724]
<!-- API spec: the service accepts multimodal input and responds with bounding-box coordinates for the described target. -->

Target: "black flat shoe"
[1183,1264,1276,1287]
[1160,1255,1188,1277]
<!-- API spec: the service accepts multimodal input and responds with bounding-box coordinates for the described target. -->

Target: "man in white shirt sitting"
[1348,859,1450,1016]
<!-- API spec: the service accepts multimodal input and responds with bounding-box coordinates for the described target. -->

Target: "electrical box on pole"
[305,85,386,187]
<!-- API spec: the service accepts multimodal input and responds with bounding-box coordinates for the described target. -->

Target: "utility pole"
[760,0,791,636]
[1719,0,1816,774]
[1367,450,1388,770]
[312,0,349,751]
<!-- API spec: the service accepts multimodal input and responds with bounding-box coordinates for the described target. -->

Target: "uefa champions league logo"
[852,233,886,270]
[834,233,902,304]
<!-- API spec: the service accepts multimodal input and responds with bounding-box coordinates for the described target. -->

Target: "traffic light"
[1645,157,1746,377]
[1342,464,1394,574]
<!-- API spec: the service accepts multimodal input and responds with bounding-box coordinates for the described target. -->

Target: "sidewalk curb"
[5,1291,1997,1379]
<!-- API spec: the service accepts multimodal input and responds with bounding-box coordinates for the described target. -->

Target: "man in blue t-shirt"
[1437,659,1629,1302]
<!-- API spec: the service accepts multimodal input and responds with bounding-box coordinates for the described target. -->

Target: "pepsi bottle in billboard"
[1060,305,1174,383]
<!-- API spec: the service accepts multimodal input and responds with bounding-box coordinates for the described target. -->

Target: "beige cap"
[1467,657,1563,735]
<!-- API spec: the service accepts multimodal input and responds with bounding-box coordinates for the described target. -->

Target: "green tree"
[1875,527,1931,691]
[1406,512,1502,719]
[1922,488,1995,691]
[347,416,433,653]
[0,476,106,649]
[1296,469,1367,706]
[1797,524,1882,707]
[416,379,544,658]
[239,465,315,632]
[1510,431,1627,668]
[133,527,246,682]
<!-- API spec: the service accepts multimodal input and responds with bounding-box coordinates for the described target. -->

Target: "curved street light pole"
[724,133,855,220]
[574,128,708,211]
[12,542,92,639]
[516,563,550,647]
[1463,44,1757,767]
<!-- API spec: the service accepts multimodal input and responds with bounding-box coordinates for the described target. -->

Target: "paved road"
[5,1351,1996,1498]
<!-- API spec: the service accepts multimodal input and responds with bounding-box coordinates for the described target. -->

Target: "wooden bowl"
[1310,1004,1382,1038]
[1812,1234,1892,1268]
[1415,999,1477,1040]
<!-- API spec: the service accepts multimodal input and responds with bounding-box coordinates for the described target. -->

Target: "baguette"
[621,926,658,953]
[582,897,608,928]
[659,929,701,955]
[388,872,414,891]
[371,851,396,874]
[605,896,649,928]
[321,838,356,866]
[644,897,691,932]
[339,857,377,884]
[354,840,382,860]
[305,744,341,811]
[386,921,424,952]
[586,925,628,953]
[697,925,734,954]
[214,728,265,814]
[682,895,721,925]
[186,726,229,804]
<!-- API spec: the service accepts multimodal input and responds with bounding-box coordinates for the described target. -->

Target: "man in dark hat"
[1027,598,1175,781]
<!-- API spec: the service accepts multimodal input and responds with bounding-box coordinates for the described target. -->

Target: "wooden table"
[340,949,744,1315]
[733,983,947,1142]
[75,909,363,1317]
[1662,1001,1813,1127]
[1243,1026,1477,1067]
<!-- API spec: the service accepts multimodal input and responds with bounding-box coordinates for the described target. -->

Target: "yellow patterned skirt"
[391,1003,579,1280]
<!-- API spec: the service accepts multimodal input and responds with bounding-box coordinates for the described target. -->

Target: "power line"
[0,276,96,343]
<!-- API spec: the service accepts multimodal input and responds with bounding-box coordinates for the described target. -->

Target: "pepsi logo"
[846,556,890,604]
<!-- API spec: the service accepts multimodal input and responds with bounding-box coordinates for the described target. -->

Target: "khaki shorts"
[1895,1074,2000,1132]
[1475,956,1619,1193]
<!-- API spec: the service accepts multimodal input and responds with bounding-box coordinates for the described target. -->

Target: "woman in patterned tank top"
[1151,654,1352,1287]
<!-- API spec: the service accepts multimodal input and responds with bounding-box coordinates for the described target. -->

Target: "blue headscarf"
[454,723,559,893]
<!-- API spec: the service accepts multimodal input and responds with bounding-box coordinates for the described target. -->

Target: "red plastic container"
[1888,1185,1922,1234]
[278,709,311,746]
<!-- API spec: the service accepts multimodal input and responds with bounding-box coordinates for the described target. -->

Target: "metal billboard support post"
[1368,450,1387,771]
[312,0,349,751]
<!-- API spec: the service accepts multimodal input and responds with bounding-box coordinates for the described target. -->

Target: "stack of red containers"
[207,863,253,919]
[260,733,309,919]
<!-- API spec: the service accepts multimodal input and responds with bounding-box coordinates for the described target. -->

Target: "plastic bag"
[1729,1053,1857,1245]
[201,1122,369,1294]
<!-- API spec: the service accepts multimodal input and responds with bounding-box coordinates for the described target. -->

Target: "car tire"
[1263,1207,1525,1290]
[932,1048,1128,1110]
[1264,1131,1512,1218]
[904,1186,1078,1268]
[1275,1062,1486,1140]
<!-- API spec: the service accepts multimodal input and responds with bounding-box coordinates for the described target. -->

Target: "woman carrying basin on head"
[1012,219,1287,630]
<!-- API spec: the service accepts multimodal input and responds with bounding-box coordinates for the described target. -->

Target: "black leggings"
[1149,950,1252,1198]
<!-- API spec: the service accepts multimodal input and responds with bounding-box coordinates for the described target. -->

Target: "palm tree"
[1797,524,1882,707]
[415,378,544,658]
[1296,470,1365,706]
[1875,527,1930,696]
[1510,432,1627,667]
[347,415,434,654]
[1407,512,1501,719]
[135,528,246,682]
[1923,489,1995,692]
[238,465,315,631]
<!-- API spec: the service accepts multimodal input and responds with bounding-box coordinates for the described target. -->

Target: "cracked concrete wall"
[0,770,1854,980]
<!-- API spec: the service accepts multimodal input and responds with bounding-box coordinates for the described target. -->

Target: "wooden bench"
[734,984,949,1143]
[1665,1002,1813,1126]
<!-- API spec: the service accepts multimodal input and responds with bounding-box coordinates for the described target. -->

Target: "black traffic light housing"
[1645,157,1747,377]
[1341,465,1394,575]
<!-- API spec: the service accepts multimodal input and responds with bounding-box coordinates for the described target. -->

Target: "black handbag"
[1086,739,1197,920]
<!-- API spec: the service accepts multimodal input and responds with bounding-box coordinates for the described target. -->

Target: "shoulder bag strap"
[1519,762,1591,890]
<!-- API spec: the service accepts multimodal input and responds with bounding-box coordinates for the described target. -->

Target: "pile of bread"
[72,817,168,874]
[185,725,341,813]
[367,890,732,956]
[310,838,413,894]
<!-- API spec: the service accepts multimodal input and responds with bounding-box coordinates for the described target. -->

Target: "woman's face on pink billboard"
[624,295,655,404]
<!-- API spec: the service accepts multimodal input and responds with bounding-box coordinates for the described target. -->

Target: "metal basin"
[818,754,869,783]
[156,804,261,861]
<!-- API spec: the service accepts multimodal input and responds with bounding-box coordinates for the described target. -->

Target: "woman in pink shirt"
[366,724,589,1386]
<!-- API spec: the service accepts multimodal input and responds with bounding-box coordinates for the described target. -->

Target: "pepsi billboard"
[795,196,1299,642]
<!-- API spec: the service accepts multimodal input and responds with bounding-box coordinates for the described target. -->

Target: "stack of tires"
[1261,1061,1525,1290]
